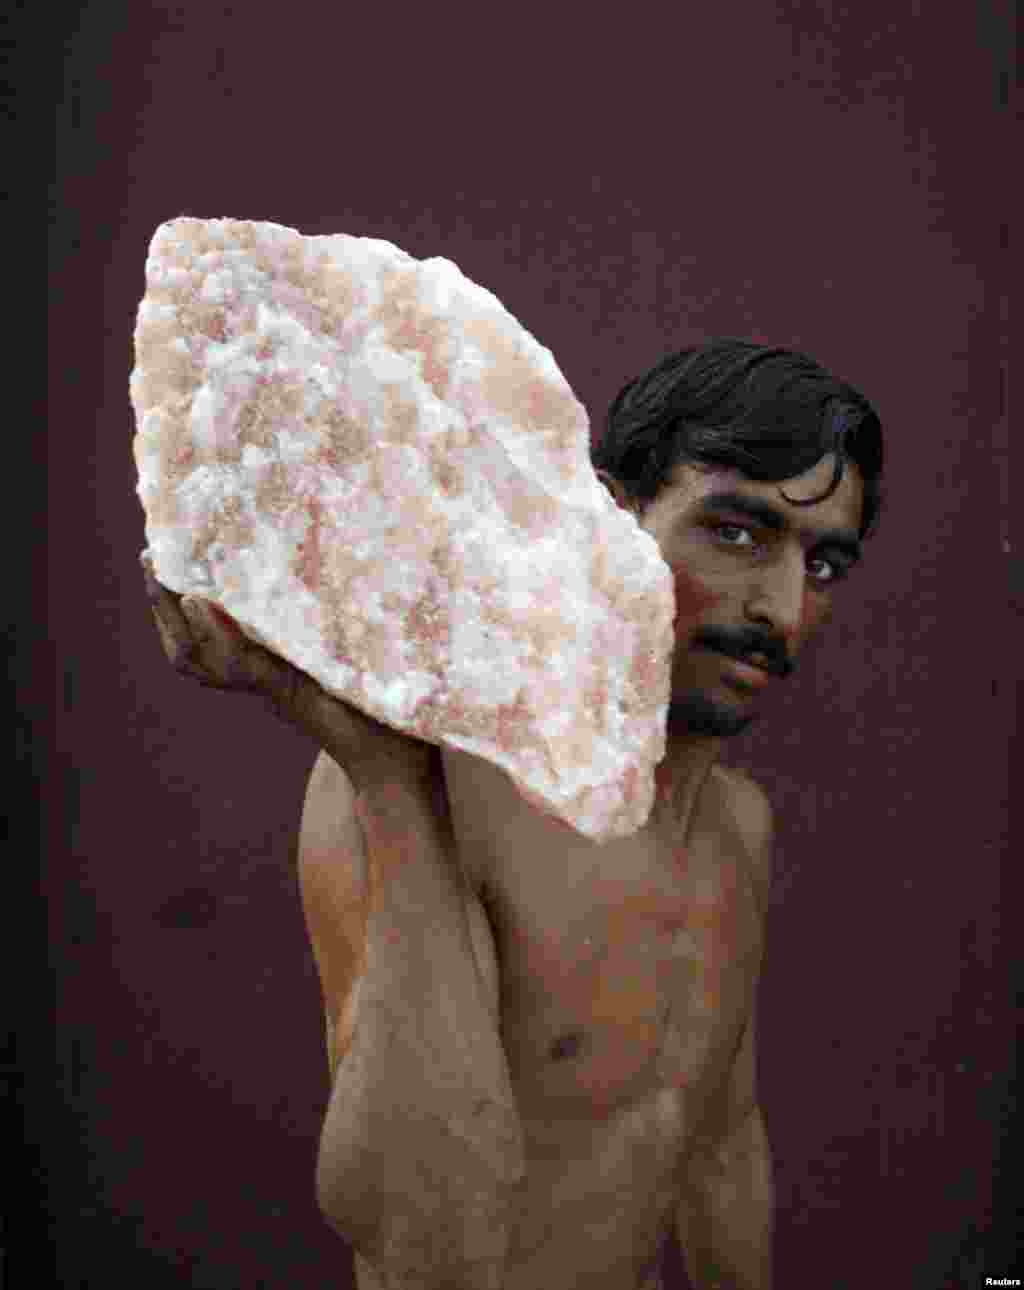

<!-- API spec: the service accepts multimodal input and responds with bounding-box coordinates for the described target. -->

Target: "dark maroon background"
[34,2,1017,1287]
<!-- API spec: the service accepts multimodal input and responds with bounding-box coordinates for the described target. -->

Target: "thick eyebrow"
[695,490,863,564]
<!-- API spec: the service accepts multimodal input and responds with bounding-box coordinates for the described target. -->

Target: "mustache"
[694,630,793,679]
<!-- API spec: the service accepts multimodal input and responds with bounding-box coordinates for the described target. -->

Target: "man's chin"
[666,689,758,738]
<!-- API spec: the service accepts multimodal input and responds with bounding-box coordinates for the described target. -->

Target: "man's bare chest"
[442,749,764,1136]
[488,820,760,1131]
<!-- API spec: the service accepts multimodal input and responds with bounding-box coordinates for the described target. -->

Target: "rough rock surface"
[132,217,674,841]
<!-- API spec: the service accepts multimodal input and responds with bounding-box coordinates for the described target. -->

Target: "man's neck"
[656,729,723,842]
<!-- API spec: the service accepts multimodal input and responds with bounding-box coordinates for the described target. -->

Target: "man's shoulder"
[711,765,774,911]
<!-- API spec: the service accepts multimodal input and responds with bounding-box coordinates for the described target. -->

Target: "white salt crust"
[131,217,674,841]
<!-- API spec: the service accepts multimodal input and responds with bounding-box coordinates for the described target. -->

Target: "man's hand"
[140,550,441,798]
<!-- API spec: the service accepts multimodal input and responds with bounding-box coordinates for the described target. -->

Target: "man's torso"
[433,745,765,1288]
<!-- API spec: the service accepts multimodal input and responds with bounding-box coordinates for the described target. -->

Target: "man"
[144,338,884,1289]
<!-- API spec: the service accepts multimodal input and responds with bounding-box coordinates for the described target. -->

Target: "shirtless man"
[143,339,884,1289]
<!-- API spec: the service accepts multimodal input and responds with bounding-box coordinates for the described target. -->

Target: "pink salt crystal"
[131,217,674,841]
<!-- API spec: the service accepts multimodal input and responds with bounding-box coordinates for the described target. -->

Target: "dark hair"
[592,338,885,541]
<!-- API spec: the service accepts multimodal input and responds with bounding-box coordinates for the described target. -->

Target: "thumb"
[179,596,208,630]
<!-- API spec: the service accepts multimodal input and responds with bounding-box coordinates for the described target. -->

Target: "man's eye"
[809,557,836,583]
[809,556,850,584]
[713,523,754,546]
[713,524,849,585]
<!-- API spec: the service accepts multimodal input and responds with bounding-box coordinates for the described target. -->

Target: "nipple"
[549,1031,585,1062]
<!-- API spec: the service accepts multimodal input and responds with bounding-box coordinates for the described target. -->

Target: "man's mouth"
[718,653,773,690]
[703,640,785,678]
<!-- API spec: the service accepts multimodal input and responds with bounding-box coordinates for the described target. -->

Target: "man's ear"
[594,469,637,514]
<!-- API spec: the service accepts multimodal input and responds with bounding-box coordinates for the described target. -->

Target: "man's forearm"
[316,784,524,1290]
[678,1109,773,1290]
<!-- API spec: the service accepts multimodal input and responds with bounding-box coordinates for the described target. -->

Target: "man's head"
[592,338,884,739]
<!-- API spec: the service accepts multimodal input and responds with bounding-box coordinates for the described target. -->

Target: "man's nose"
[743,555,806,646]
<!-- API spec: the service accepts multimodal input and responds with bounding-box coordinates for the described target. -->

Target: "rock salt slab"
[132,217,674,841]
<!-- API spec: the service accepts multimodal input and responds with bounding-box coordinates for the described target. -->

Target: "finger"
[179,597,250,684]
[141,554,175,605]
[171,598,244,688]
[148,592,199,668]
[149,606,181,662]
[143,562,190,634]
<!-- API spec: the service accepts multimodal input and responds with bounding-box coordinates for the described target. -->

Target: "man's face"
[606,454,865,738]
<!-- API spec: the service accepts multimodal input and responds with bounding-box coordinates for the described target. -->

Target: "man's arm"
[678,771,774,1290]
[306,764,524,1290]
